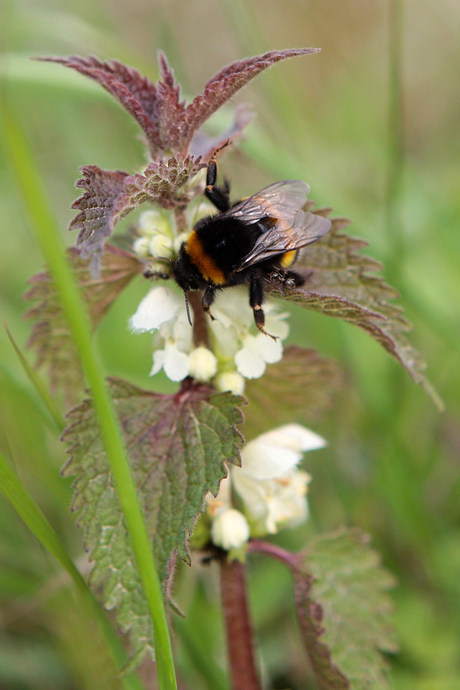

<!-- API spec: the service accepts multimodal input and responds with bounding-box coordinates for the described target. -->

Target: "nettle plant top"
[24,48,439,684]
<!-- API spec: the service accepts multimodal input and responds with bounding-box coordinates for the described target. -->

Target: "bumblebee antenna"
[183,290,193,326]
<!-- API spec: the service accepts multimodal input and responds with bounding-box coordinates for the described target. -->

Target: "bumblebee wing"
[237,209,331,270]
[221,180,311,224]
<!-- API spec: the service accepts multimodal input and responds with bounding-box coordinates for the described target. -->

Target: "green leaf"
[62,377,243,664]
[270,213,442,409]
[24,244,143,405]
[293,570,350,689]
[243,345,342,436]
[300,528,398,689]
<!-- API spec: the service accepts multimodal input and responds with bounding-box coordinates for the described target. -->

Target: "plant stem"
[188,290,211,348]
[248,539,302,571]
[220,557,261,690]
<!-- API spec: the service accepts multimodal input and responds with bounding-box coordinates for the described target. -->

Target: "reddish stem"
[187,290,211,348]
[248,539,303,571]
[220,557,261,690]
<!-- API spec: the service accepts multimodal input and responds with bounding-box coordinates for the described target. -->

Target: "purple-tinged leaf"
[70,155,202,270]
[40,48,319,158]
[23,245,143,406]
[37,55,162,155]
[173,48,321,151]
[121,153,202,210]
[302,529,397,688]
[155,51,186,146]
[248,540,348,689]
[244,346,342,436]
[250,530,396,689]
[269,211,442,408]
[70,166,130,273]
[62,378,243,665]
[294,571,350,689]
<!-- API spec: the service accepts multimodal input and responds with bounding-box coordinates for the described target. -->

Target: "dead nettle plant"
[25,48,438,688]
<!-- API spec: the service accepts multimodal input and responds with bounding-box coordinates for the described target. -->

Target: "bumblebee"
[172,157,331,337]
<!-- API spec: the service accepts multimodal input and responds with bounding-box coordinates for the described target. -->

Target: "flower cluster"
[130,209,290,394]
[206,424,326,551]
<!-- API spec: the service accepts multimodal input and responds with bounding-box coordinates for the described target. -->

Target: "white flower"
[240,424,326,480]
[231,424,326,536]
[133,209,176,260]
[188,346,218,382]
[234,332,283,379]
[173,232,189,254]
[232,468,311,535]
[208,286,290,379]
[204,424,325,547]
[129,286,183,332]
[129,257,291,385]
[211,509,250,550]
[150,305,193,381]
[151,340,190,381]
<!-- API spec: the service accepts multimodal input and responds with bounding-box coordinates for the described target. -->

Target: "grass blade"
[1,96,177,690]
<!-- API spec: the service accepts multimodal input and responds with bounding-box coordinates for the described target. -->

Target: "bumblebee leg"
[249,277,277,340]
[204,158,231,212]
[202,286,217,321]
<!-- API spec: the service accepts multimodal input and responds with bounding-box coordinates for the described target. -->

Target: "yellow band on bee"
[279,250,297,268]
[186,231,227,285]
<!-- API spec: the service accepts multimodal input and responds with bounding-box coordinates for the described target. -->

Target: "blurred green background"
[1,0,459,688]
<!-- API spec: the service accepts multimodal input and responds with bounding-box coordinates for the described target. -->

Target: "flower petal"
[150,348,166,376]
[261,424,327,453]
[253,332,283,364]
[241,440,301,479]
[234,335,267,378]
[240,424,326,480]
[129,286,183,332]
[163,342,190,381]
[232,467,311,536]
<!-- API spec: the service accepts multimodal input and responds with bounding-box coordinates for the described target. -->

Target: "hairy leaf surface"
[300,529,397,689]
[294,570,350,689]
[62,378,243,663]
[24,245,143,405]
[38,55,163,156]
[70,155,202,270]
[269,213,441,406]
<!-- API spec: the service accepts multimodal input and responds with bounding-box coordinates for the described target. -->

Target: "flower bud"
[188,346,218,382]
[214,370,245,395]
[138,209,172,237]
[211,509,250,550]
[133,237,151,257]
[149,233,174,259]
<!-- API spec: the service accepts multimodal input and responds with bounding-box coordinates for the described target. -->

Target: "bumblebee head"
[172,250,203,292]
[172,248,206,327]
